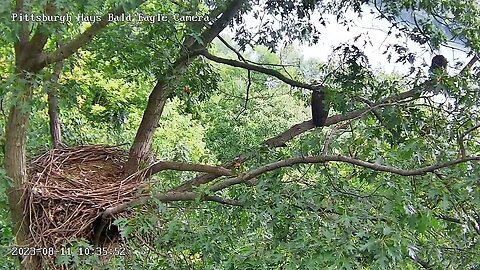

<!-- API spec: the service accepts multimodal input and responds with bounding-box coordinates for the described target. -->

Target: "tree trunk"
[47,61,64,148]
[124,79,169,174]
[5,86,41,269]
[124,0,247,175]
[8,30,45,270]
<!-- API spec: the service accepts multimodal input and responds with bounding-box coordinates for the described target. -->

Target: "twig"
[457,123,480,158]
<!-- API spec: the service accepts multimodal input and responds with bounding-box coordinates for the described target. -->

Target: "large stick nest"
[25,145,144,256]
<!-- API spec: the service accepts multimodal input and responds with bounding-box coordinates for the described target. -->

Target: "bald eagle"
[311,90,329,127]
[429,55,448,73]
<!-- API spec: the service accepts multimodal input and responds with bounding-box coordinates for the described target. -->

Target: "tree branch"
[209,155,480,192]
[410,255,434,270]
[94,190,240,245]
[460,54,478,75]
[102,191,240,219]
[27,2,55,59]
[234,69,251,119]
[193,0,246,50]
[218,35,246,61]
[147,160,232,176]
[15,0,29,46]
[171,155,249,192]
[102,153,479,220]
[264,98,412,148]
[457,122,480,158]
[217,36,296,68]
[125,0,247,174]
[201,50,318,91]
[322,123,349,155]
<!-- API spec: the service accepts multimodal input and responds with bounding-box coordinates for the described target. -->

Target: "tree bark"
[47,61,64,148]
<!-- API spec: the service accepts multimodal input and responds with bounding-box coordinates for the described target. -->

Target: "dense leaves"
[1,0,480,269]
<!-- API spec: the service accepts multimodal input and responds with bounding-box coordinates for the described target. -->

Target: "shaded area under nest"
[25,145,145,255]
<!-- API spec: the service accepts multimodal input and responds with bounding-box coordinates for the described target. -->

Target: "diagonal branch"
[457,122,480,158]
[41,0,147,67]
[172,88,424,192]
[101,154,480,219]
[264,94,419,148]
[209,155,480,192]
[125,0,247,174]
[200,50,318,90]
[460,54,478,75]
[188,0,247,53]
[218,35,247,61]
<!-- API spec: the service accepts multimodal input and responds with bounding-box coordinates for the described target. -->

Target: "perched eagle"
[311,89,329,127]
[429,55,448,73]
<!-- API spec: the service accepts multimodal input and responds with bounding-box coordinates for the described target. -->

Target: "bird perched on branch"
[311,89,329,127]
[429,55,448,74]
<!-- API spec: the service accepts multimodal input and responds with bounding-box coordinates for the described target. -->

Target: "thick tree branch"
[15,0,29,45]
[147,161,232,176]
[200,50,318,91]
[101,154,479,220]
[457,123,480,158]
[209,155,480,192]
[172,88,424,192]
[177,0,247,61]
[28,2,56,56]
[264,97,413,148]
[190,0,246,51]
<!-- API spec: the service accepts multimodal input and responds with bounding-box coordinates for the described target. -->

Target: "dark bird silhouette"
[429,55,448,94]
[311,90,329,127]
[429,55,448,73]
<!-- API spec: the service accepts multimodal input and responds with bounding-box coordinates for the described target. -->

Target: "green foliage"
[1,0,480,269]
[378,0,480,51]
